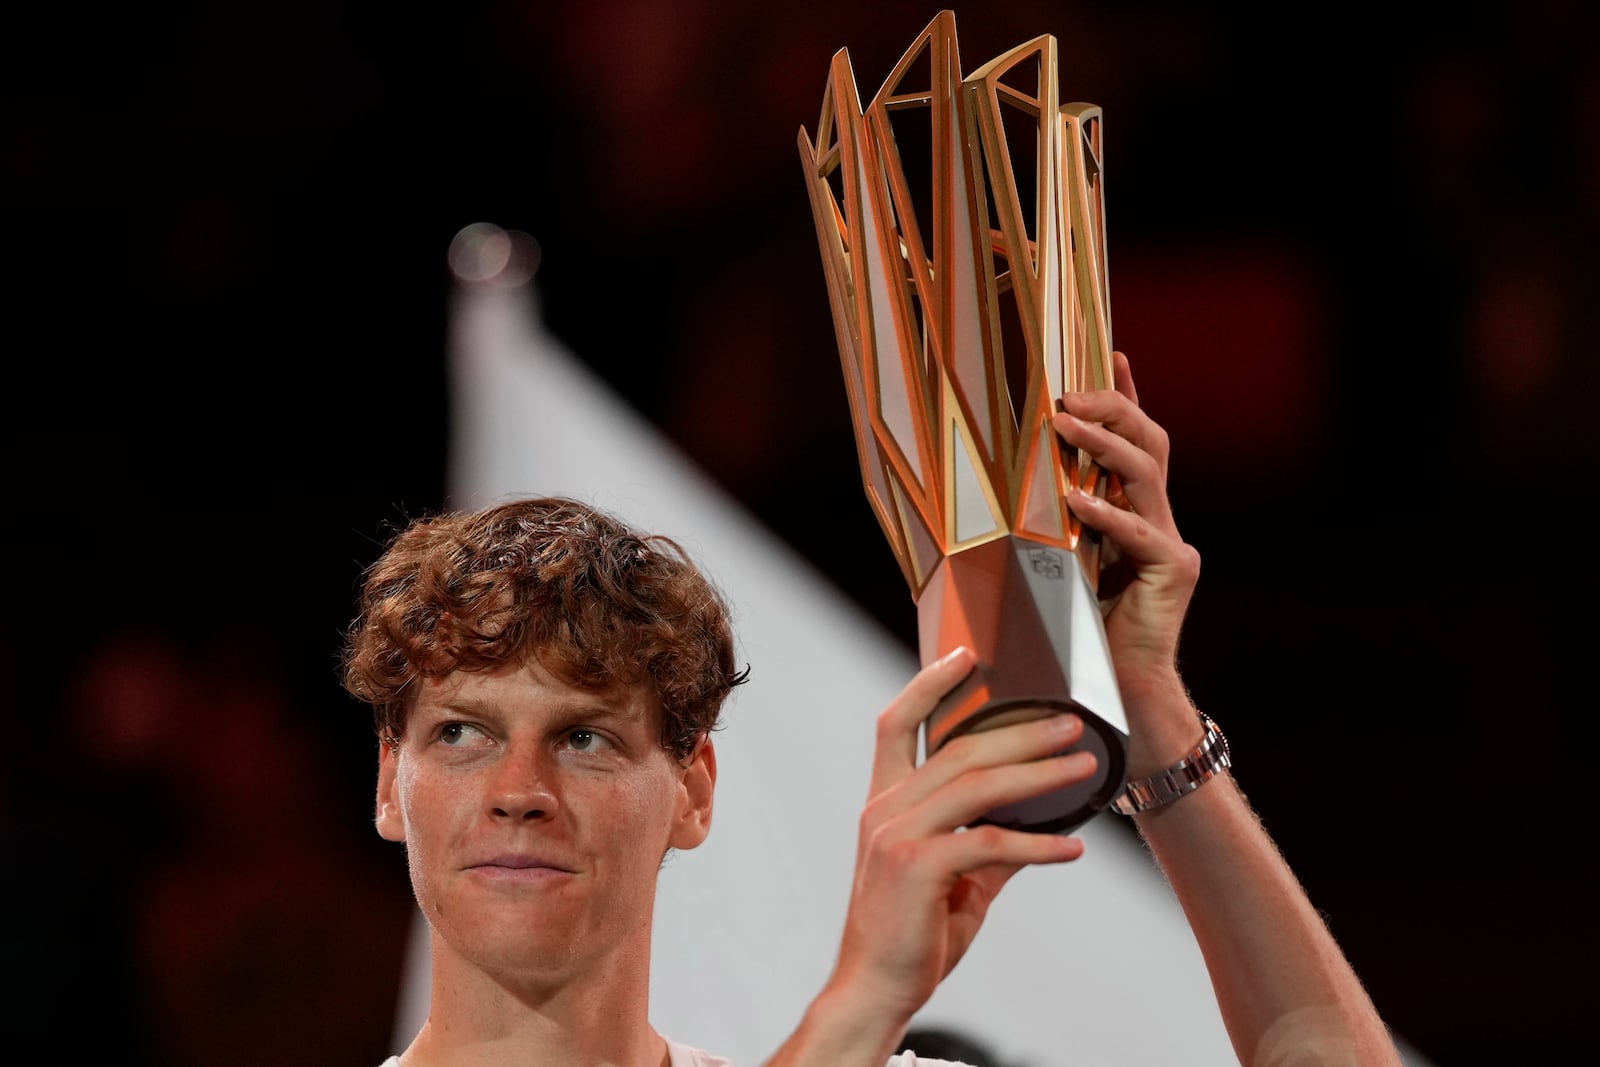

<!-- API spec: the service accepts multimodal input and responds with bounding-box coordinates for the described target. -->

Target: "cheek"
[604,767,682,850]
[395,761,473,913]
[395,761,472,854]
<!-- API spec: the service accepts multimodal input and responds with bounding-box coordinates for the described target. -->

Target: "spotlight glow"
[448,222,540,287]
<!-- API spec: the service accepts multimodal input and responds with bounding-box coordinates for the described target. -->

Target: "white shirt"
[377,1041,966,1066]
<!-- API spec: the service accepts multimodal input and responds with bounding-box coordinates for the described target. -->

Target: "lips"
[468,854,576,873]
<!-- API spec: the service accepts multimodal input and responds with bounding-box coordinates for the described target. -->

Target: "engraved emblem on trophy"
[797,9,1127,833]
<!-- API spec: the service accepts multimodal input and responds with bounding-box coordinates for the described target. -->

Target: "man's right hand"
[765,647,1095,1067]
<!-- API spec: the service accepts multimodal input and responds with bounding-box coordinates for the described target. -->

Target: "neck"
[402,932,664,1067]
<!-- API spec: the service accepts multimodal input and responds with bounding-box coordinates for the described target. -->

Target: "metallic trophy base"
[917,535,1130,834]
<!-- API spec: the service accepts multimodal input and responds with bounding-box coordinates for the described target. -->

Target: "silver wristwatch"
[1111,711,1231,815]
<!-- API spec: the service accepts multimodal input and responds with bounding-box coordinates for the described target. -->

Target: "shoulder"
[376,1059,402,1067]
[887,1054,972,1067]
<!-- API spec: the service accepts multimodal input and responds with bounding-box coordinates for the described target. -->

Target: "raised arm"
[763,650,1099,1067]
[1052,351,1403,1067]
[768,348,1402,1067]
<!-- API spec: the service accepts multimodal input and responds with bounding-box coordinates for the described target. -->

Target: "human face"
[374,657,715,985]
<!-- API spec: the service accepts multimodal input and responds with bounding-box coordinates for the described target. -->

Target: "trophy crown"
[797,9,1115,599]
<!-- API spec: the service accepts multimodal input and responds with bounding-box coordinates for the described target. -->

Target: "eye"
[565,728,611,753]
[438,721,490,747]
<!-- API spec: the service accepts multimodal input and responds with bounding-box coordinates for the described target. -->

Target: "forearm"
[1133,762,1402,1067]
[760,985,906,1067]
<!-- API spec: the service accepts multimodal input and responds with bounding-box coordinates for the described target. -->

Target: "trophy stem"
[917,535,1129,834]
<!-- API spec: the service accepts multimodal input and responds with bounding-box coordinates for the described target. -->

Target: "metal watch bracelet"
[1111,711,1231,815]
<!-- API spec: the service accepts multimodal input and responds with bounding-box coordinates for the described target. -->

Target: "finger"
[1054,391,1170,479]
[873,711,1087,826]
[869,647,977,798]
[923,822,1086,876]
[1056,374,1171,495]
[1051,409,1173,527]
[961,861,1026,903]
[942,860,1058,979]
[1113,349,1138,407]
[1104,351,1134,508]
[895,748,1099,839]
[1066,487,1194,571]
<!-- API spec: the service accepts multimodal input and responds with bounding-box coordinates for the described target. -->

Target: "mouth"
[467,855,577,877]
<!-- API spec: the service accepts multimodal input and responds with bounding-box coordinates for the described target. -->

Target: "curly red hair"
[341,497,747,759]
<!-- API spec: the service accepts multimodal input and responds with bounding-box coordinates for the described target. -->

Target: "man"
[343,352,1403,1066]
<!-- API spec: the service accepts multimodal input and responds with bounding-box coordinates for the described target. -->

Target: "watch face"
[1201,714,1230,761]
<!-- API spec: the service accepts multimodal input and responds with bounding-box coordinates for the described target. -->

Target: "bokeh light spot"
[448,222,541,287]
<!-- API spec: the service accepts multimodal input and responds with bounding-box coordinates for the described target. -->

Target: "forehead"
[412,657,658,725]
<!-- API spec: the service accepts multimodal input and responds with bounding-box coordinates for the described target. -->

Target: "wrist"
[1112,710,1231,816]
[1117,678,1203,780]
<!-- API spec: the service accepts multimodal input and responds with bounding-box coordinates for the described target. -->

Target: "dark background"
[6,2,1596,1065]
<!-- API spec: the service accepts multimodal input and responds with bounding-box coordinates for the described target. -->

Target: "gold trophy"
[797,9,1126,833]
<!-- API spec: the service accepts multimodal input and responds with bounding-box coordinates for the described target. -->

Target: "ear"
[669,736,716,851]
[375,740,407,843]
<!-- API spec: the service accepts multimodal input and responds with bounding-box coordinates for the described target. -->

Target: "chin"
[454,923,589,980]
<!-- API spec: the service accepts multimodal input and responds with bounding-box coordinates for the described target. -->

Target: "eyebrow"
[429,696,646,726]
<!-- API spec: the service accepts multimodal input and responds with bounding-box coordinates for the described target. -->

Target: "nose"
[487,741,560,822]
